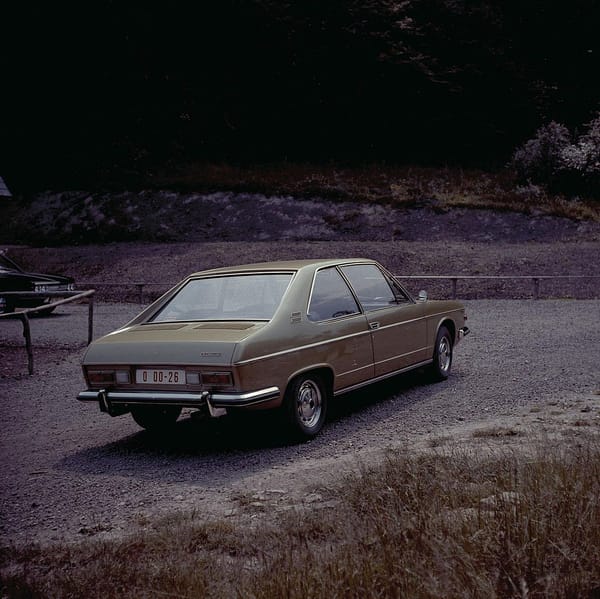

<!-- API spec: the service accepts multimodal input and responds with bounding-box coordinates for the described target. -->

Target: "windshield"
[151,273,294,322]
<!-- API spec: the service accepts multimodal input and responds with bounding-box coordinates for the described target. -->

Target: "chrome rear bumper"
[77,386,280,416]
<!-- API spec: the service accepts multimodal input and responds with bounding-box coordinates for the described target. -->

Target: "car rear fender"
[285,365,334,397]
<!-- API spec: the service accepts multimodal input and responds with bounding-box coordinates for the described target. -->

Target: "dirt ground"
[1,300,599,548]
[1,201,599,548]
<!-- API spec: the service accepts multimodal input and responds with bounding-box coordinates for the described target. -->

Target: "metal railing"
[79,282,169,304]
[79,275,600,304]
[0,290,95,374]
[401,275,600,300]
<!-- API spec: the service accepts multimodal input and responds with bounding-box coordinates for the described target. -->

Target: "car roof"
[189,258,376,277]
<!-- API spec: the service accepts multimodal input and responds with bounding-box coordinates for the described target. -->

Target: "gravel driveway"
[1,299,599,547]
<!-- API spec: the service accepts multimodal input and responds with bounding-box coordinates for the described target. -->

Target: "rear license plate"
[136,369,185,385]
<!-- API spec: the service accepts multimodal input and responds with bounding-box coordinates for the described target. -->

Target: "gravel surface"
[1,299,599,548]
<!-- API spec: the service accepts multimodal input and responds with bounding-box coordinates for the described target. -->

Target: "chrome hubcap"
[438,336,451,372]
[296,380,322,429]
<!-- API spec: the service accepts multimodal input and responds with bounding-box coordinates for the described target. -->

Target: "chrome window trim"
[306,264,362,322]
[150,270,298,323]
[339,263,414,312]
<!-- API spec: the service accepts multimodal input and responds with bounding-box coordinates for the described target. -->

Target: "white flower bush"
[511,121,571,183]
[559,116,600,176]
[511,115,600,196]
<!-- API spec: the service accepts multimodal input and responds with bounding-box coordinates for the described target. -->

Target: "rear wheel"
[131,406,182,432]
[283,374,328,440]
[430,325,453,381]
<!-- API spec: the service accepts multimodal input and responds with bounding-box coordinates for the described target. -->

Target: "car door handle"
[369,322,380,330]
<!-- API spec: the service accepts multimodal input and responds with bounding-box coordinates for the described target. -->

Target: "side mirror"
[418,290,428,302]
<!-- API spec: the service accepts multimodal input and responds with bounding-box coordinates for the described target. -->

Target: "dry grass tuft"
[155,162,599,221]
[2,437,600,598]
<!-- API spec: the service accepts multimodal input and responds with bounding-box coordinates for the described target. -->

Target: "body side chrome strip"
[372,347,428,368]
[235,328,373,366]
[333,359,433,396]
[235,308,461,367]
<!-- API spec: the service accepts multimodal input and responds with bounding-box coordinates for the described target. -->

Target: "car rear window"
[151,273,293,322]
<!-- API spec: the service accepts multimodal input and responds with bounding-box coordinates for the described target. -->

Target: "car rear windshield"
[151,273,294,322]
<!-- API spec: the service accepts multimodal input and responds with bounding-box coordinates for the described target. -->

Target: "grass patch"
[472,426,523,438]
[153,162,599,221]
[2,438,600,598]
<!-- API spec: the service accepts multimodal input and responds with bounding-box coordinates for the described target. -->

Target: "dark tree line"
[2,1,599,188]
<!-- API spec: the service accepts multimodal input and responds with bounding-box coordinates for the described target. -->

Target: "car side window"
[308,267,360,322]
[341,264,407,311]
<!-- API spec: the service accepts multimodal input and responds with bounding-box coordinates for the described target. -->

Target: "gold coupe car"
[78,259,469,439]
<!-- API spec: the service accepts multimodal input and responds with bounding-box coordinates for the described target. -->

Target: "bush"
[511,115,600,197]
[558,115,600,194]
[510,121,571,185]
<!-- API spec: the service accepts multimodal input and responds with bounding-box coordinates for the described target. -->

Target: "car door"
[341,264,428,377]
[307,266,374,391]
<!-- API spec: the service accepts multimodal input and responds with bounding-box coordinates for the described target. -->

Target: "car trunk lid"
[83,321,266,366]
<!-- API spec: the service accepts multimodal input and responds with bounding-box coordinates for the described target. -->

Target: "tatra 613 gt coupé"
[78,259,469,440]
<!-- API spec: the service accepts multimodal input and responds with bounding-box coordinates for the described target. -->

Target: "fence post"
[136,283,144,305]
[21,313,34,375]
[451,278,458,299]
[88,296,94,344]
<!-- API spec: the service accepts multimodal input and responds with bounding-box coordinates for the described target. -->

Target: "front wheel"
[430,326,453,381]
[283,374,328,440]
[131,406,182,432]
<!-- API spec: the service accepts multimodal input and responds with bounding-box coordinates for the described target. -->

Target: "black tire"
[131,406,182,432]
[430,325,453,381]
[283,374,328,440]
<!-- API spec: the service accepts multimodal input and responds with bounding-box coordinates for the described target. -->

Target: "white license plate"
[136,368,186,385]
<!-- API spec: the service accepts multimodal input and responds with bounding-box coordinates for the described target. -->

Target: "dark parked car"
[0,250,75,314]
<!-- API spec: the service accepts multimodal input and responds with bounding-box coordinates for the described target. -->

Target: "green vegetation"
[3,437,599,598]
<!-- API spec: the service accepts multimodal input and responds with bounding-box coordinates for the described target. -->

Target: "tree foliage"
[1,1,599,187]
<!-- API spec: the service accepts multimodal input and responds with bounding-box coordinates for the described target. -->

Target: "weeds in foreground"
[2,439,599,598]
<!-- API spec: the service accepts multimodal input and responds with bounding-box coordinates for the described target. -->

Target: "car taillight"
[185,372,200,385]
[88,370,115,385]
[201,372,233,387]
[88,369,130,385]
[115,370,131,384]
